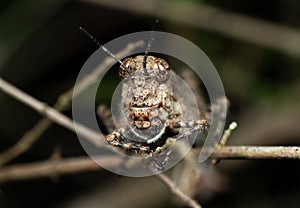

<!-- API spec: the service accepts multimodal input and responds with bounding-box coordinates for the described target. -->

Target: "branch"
[83,0,300,57]
[0,146,299,184]
[1,77,299,162]
[157,173,202,208]
[205,146,300,160]
[0,155,202,208]
[0,40,144,165]
[0,156,121,183]
[0,146,298,208]
[0,77,103,147]
[0,42,299,207]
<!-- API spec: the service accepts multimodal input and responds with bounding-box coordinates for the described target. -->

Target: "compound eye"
[119,58,133,79]
[155,59,170,83]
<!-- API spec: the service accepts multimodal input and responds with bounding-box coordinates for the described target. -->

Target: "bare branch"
[97,105,115,132]
[0,156,121,183]
[83,0,300,57]
[180,69,207,119]
[0,118,52,165]
[72,40,144,97]
[157,173,202,208]
[0,155,201,208]
[1,77,299,164]
[0,77,103,147]
[207,146,300,160]
[0,41,144,165]
[0,37,298,207]
[0,146,299,184]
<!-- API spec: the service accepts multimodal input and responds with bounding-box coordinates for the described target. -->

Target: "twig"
[180,69,207,119]
[0,41,144,165]
[1,78,300,162]
[72,40,144,97]
[0,156,121,184]
[218,122,238,147]
[0,146,298,208]
[0,40,299,207]
[96,104,201,208]
[0,77,103,147]
[207,146,300,160]
[211,121,237,164]
[0,146,299,184]
[156,173,202,208]
[97,105,115,132]
[0,118,53,165]
[83,0,300,57]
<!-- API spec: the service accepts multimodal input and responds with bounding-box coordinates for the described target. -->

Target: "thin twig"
[0,156,121,183]
[0,77,103,147]
[157,173,202,208]
[97,105,115,132]
[211,121,237,164]
[0,146,299,184]
[83,0,300,57]
[1,77,300,162]
[0,41,144,165]
[1,46,299,208]
[72,40,144,97]
[0,118,53,165]
[207,146,300,160]
[218,122,238,147]
[180,69,207,119]
[96,103,201,208]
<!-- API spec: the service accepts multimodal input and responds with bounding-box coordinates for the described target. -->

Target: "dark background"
[0,0,300,207]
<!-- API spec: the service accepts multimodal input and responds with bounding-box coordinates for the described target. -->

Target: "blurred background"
[0,0,300,207]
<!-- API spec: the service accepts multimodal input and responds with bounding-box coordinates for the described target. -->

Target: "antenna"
[79,27,130,73]
[143,19,159,69]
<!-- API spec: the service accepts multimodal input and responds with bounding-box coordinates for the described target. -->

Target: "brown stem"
[0,146,299,184]
[0,41,144,165]
[0,156,121,183]
[207,146,300,160]
[83,0,300,58]
[157,173,202,208]
[0,77,104,147]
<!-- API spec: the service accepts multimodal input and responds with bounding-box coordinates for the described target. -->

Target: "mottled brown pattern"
[104,55,209,156]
